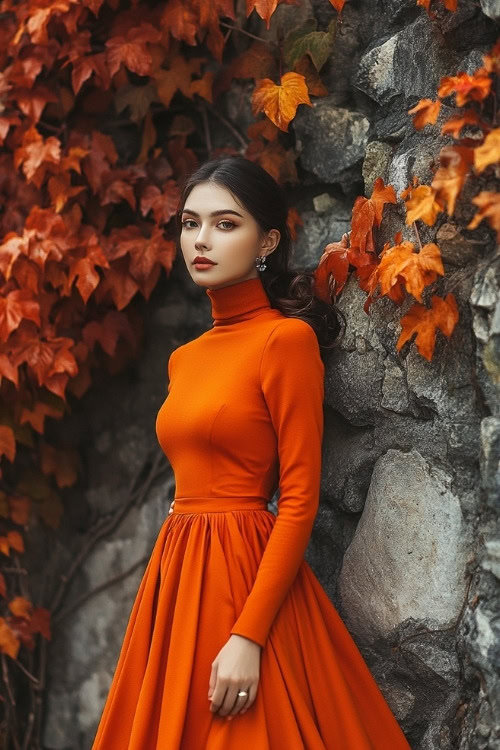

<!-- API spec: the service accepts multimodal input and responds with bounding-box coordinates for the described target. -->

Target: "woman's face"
[179,181,280,290]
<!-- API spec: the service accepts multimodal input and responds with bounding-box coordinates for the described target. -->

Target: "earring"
[255,255,267,271]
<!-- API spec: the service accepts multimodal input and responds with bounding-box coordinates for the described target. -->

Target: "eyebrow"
[181,208,244,218]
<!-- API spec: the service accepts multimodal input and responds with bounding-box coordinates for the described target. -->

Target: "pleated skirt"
[90,497,412,749]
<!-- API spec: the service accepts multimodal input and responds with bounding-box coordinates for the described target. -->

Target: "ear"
[261,228,281,254]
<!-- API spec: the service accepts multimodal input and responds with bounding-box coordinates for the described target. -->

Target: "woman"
[90,155,412,749]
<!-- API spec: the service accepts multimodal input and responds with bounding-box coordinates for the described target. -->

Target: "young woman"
[90,155,412,749]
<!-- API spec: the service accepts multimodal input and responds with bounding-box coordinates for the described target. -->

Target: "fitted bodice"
[155,280,284,501]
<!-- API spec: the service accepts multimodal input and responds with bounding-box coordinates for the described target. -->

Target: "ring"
[237,690,248,697]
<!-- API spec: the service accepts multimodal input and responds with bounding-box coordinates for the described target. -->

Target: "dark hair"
[174,154,345,353]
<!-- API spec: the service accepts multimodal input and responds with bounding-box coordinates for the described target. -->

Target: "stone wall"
[41,1,499,748]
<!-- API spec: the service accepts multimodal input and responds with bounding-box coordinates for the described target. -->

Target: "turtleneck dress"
[90,276,412,750]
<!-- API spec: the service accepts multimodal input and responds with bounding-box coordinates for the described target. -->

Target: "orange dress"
[90,276,412,749]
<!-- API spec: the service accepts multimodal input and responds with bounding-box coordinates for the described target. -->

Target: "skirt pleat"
[90,507,412,750]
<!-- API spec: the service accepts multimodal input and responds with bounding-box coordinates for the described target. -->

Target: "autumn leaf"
[105,23,162,78]
[152,55,206,108]
[0,617,20,659]
[377,241,445,303]
[214,40,277,97]
[9,596,31,619]
[141,180,181,224]
[0,289,41,343]
[71,52,112,95]
[8,495,32,525]
[247,118,280,142]
[13,126,61,188]
[293,54,328,97]
[467,191,500,241]
[252,72,311,132]
[350,177,397,257]
[82,310,135,356]
[397,293,459,360]
[473,128,500,173]
[0,425,15,463]
[114,82,157,122]
[40,443,79,488]
[246,0,278,29]
[67,235,110,304]
[438,68,491,106]
[430,145,475,216]
[441,109,482,139]
[404,184,446,226]
[30,606,51,640]
[161,0,199,46]
[314,232,351,303]
[408,98,441,130]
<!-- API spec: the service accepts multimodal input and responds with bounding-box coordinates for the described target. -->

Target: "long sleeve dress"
[90,275,412,750]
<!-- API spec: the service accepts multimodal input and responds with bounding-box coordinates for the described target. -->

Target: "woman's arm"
[229,318,325,648]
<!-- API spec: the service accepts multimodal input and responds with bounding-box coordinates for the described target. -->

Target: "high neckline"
[206,276,271,326]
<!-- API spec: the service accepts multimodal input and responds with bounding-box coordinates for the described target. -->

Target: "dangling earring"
[255,255,267,271]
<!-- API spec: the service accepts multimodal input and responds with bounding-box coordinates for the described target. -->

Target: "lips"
[193,257,216,265]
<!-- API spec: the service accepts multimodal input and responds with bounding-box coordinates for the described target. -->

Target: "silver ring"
[237,690,248,697]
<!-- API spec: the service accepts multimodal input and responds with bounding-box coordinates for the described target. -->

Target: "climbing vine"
[0,0,495,744]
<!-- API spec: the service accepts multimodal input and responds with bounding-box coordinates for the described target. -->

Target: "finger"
[210,683,227,714]
[240,682,258,714]
[217,684,239,717]
[208,663,217,701]
[228,687,251,716]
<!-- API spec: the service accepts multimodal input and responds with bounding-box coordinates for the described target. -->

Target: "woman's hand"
[168,499,175,515]
[208,634,262,719]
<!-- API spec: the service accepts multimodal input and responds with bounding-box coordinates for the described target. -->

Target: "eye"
[218,220,235,230]
[181,219,197,229]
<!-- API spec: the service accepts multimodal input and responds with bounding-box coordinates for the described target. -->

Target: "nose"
[194,223,211,250]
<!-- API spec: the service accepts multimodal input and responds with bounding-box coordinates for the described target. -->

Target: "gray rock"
[339,449,469,643]
[480,0,500,20]
[292,97,370,187]
[352,16,460,106]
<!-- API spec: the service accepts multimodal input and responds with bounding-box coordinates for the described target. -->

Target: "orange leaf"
[441,109,481,139]
[13,126,61,188]
[293,55,328,97]
[8,495,32,526]
[8,596,31,619]
[408,98,441,130]
[404,184,446,226]
[105,22,162,78]
[246,0,279,29]
[350,177,397,257]
[153,55,206,108]
[396,293,459,360]
[430,144,475,216]
[0,426,15,463]
[314,233,351,303]
[474,128,500,173]
[40,443,79,488]
[0,289,40,341]
[0,617,20,659]
[377,241,445,303]
[189,70,214,103]
[252,72,312,132]
[30,606,52,640]
[467,191,500,242]
[438,68,491,107]
[140,180,181,224]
